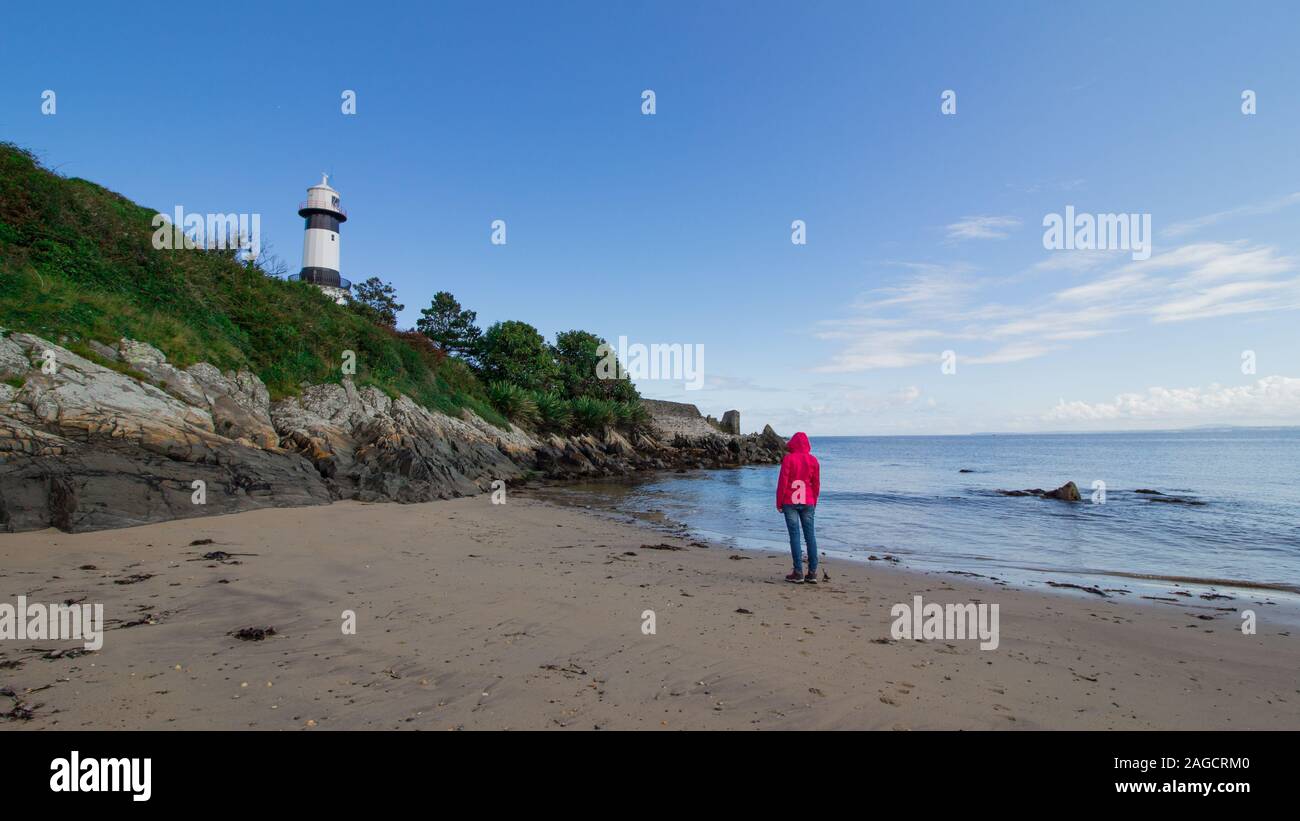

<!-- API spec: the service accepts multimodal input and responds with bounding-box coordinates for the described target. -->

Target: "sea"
[541,429,1300,605]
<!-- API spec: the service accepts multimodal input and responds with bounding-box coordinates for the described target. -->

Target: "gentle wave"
[566,430,1300,601]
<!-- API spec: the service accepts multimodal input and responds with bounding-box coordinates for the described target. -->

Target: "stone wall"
[641,399,743,438]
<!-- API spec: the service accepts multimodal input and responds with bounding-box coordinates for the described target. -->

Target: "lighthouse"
[294,174,349,304]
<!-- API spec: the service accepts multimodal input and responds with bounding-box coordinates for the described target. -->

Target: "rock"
[998,481,1081,502]
[116,338,167,367]
[229,626,276,641]
[1046,481,1081,501]
[0,334,29,381]
[272,382,531,503]
[0,332,785,533]
[0,333,329,532]
[760,423,785,452]
[183,364,278,448]
[87,340,120,362]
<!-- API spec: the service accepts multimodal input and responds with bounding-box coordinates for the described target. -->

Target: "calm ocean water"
[549,430,1300,601]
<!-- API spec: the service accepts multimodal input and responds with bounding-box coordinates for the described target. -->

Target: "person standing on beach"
[776,431,821,584]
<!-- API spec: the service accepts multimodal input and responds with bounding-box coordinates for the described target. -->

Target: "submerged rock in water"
[998,481,1081,502]
[1129,488,1206,505]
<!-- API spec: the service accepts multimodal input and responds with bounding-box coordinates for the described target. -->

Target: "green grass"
[0,142,506,427]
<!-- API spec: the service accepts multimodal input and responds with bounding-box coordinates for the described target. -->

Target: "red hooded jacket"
[776,432,820,510]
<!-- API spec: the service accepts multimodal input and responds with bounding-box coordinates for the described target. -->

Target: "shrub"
[569,396,616,433]
[613,400,650,432]
[478,320,557,392]
[532,391,572,433]
[487,381,540,428]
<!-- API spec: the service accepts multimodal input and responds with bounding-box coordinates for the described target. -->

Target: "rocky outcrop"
[0,333,784,533]
[270,382,531,502]
[0,332,330,532]
[998,481,1081,502]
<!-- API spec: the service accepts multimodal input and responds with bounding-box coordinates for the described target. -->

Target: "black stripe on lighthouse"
[304,213,341,232]
[298,266,343,286]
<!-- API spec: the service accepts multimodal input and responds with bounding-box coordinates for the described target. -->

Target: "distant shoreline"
[798,426,1300,439]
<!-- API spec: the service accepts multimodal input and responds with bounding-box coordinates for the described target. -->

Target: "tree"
[348,277,404,327]
[478,320,558,392]
[551,329,639,402]
[416,291,482,362]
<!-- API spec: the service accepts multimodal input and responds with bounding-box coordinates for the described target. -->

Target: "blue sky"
[4,1,1300,435]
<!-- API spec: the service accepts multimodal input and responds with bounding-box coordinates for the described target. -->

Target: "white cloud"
[1163,192,1300,239]
[698,374,786,393]
[965,342,1055,365]
[1030,250,1118,273]
[946,215,1021,240]
[1121,241,1294,282]
[813,328,946,372]
[1045,376,1300,424]
[847,262,978,312]
[816,241,1300,374]
[783,383,928,422]
[1151,279,1300,323]
[1054,272,1148,302]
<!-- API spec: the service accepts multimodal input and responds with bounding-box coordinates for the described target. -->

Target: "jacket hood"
[786,431,811,453]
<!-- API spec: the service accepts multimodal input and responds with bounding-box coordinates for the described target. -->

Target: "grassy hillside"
[0,142,504,425]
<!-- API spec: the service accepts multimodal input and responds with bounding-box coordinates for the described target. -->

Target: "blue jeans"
[782,504,818,574]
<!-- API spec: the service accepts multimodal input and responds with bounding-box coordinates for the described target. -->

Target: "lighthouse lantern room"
[294,174,350,304]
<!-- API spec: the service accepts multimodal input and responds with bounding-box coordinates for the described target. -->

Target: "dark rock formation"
[998,481,1081,502]
[1144,495,1206,506]
[0,334,330,532]
[759,424,784,452]
[1130,488,1206,505]
[0,333,785,533]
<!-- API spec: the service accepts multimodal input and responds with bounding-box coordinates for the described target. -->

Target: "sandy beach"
[1,495,1297,731]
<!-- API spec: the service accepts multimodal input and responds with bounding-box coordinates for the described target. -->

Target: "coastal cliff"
[0,143,784,534]
[0,332,784,533]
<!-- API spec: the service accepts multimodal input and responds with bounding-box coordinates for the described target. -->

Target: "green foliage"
[0,142,648,437]
[487,381,540,427]
[0,142,503,426]
[551,329,639,403]
[569,396,616,432]
[416,291,482,362]
[613,399,650,431]
[347,276,404,327]
[478,320,558,392]
[531,391,572,433]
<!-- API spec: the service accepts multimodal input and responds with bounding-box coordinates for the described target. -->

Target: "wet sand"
[1,496,1297,730]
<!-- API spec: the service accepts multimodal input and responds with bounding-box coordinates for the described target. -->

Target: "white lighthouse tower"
[294,174,350,304]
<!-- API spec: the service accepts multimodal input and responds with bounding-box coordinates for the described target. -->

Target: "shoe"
[784,571,803,584]
[804,572,817,584]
